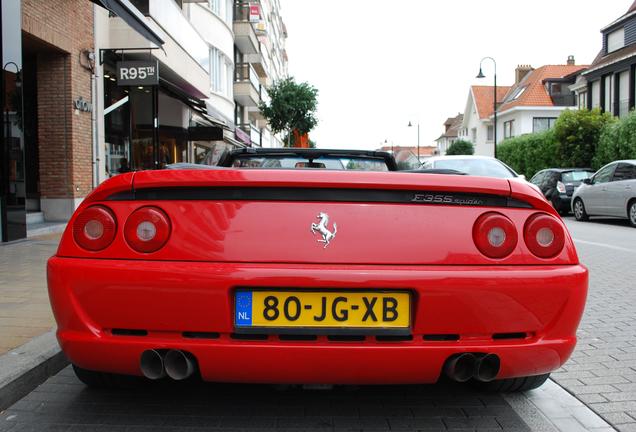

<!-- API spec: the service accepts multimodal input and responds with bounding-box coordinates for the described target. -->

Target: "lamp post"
[476,57,497,159]
[407,121,420,163]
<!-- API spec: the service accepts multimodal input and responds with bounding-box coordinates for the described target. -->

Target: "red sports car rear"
[48,168,587,391]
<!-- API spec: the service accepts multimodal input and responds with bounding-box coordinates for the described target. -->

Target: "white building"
[493,60,587,145]
[234,0,289,148]
[459,85,511,156]
[435,114,463,155]
[93,0,290,181]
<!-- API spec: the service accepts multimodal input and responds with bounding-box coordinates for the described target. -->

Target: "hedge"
[498,108,636,177]
[594,111,636,168]
[497,130,558,178]
[446,139,474,155]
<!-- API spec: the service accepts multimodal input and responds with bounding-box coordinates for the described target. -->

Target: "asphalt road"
[1,216,634,432]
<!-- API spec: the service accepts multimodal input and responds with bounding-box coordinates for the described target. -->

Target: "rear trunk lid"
[59,170,577,265]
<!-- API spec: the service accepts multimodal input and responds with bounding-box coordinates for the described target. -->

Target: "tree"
[446,140,474,155]
[259,77,318,146]
[553,109,615,168]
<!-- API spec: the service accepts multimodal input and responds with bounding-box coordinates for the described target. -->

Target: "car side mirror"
[583,178,592,185]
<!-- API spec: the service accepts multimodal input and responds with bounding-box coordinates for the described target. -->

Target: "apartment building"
[233,0,288,148]
[571,1,636,118]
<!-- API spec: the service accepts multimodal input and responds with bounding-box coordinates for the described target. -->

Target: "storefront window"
[104,69,131,176]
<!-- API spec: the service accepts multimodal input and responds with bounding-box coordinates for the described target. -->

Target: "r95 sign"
[116,60,159,86]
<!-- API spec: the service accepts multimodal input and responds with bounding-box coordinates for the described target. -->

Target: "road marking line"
[572,238,635,253]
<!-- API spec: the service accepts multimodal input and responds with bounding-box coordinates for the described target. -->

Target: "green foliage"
[497,130,558,178]
[594,111,636,169]
[553,109,615,168]
[446,140,474,155]
[259,77,319,144]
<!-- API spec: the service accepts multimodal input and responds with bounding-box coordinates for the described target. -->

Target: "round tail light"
[72,205,117,251]
[472,212,518,259]
[124,206,171,253]
[524,213,565,258]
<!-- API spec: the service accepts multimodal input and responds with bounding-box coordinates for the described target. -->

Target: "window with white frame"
[607,27,625,53]
[208,0,220,15]
[471,128,477,142]
[532,117,557,133]
[578,91,588,109]
[487,125,494,141]
[210,47,232,98]
[504,120,514,139]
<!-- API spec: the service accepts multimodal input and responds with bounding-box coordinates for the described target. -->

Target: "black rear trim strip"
[108,187,532,208]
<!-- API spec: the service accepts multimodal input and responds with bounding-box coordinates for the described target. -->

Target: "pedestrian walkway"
[0,233,60,355]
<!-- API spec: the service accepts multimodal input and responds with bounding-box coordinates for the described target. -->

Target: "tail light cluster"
[73,205,171,253]
[472,212,565,259]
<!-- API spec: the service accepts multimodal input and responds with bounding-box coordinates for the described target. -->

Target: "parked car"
[530,168,594,215]
[421,156,522,179]
[48,149,587,393]
[572,160,636,227]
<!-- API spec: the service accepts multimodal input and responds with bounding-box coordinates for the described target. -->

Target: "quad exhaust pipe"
[444,353,500,383]
[140,349,196,381]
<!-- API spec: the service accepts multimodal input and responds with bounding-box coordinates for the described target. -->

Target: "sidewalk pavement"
[0,233,60,355]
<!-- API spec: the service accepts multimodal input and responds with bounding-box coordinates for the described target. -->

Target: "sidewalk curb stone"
[0,329,68,411]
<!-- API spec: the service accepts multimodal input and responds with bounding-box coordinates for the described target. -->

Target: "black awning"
[91,0,165,47]
[159,78,226,128]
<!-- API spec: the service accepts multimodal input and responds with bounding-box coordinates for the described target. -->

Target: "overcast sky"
[279,0,628,150]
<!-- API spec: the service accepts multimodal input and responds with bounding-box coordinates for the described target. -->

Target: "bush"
[497,130,558,178]
[553,109,615,168]
[446,140,474,155]
[594,111,636,169]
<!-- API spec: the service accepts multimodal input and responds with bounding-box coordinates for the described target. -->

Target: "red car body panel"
[48,169,588,384]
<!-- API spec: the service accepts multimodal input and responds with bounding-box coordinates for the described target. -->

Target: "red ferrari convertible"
[48,149,587,392]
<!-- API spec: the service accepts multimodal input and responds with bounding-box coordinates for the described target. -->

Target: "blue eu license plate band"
[235,291,253,326]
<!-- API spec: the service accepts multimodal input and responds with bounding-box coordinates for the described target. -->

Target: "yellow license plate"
[234,290,411,332]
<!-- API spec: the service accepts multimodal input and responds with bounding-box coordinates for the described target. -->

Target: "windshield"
[562,171,593,182]
[231,155,389,171]
[431,159,516,179]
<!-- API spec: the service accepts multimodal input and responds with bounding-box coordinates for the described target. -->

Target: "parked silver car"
[571,160,636,227]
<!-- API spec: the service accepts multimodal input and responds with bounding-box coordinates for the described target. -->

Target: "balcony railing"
[234,1,260,22]
[237,123,262,147]
[235,63,261,90]
[550,94,576,106]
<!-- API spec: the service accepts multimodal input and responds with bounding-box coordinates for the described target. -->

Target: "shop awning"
[160,78,227,128]
[91,0,165,47]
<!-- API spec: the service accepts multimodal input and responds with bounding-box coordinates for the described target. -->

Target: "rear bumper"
[48,257,588,384]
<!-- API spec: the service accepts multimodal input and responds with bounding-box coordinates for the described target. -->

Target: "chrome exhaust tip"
[474,353,500,382]
[140,349,165,380]
[444,353,477,383]
[164,350,195,381]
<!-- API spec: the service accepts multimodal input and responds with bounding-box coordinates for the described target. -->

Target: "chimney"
[515,65,534,85]
[567,55,575,65]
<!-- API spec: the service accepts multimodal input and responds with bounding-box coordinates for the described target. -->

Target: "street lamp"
[476,57,497,159]
[407,121,420,163]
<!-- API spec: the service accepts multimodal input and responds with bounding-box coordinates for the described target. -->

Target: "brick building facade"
[22,0,95,220]
[1,0,95,241]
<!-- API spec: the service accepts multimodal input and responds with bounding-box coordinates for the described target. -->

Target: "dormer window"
[607,27,625,53]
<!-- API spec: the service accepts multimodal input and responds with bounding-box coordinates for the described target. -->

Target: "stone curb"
[0,330,68,411]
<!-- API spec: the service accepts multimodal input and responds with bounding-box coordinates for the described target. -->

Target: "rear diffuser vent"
[376,335,413,342]
[492,332,528,340]
[278,334,318,341]
[327,335,366,342]
[111,328,148,337]
[230,333,268,341]
[423,334,460,341]
[182,331,220,340]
